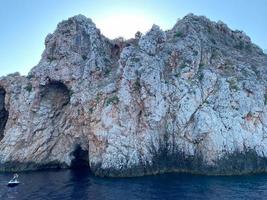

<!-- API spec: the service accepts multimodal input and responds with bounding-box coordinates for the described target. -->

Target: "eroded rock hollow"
[1,14,267,177]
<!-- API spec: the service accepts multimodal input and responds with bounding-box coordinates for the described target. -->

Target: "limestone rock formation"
[1,14,267,176]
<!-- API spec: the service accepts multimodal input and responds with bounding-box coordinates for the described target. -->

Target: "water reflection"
[1,169,267,200]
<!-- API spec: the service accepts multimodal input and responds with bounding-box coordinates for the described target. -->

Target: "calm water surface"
[0,169,267,200]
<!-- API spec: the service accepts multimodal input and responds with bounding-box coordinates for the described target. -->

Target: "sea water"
[0,169,266,200]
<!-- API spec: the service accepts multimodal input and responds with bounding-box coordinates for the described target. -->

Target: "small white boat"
[7,174,20,187]
[7,180,20,187]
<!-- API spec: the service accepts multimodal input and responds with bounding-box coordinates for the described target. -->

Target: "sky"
[0,0,266,76]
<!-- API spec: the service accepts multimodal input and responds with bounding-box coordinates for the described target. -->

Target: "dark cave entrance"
[0,87,8,141]
[70,145,89,169]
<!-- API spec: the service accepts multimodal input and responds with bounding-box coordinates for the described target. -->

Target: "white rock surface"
[0,14,267,176]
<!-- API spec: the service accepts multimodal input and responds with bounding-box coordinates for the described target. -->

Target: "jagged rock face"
[1,14,267,176]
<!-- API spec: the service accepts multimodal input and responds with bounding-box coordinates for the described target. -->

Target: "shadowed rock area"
[0,14,267,177]
[40,80,70,114]
[0,88,8,141]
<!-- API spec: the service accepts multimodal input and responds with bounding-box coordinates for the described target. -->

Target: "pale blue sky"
[0,0,266,76]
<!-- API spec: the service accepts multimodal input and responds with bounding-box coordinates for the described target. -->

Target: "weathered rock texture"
[1,14,267,177]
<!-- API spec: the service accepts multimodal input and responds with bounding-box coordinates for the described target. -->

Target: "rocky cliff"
[1,14,267,177]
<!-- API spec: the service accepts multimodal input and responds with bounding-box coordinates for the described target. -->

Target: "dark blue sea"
[0,169,267,200]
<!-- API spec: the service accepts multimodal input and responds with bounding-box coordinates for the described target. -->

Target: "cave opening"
[0,87,8,141]
[70,145,89,169]
[41,80,70,109]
